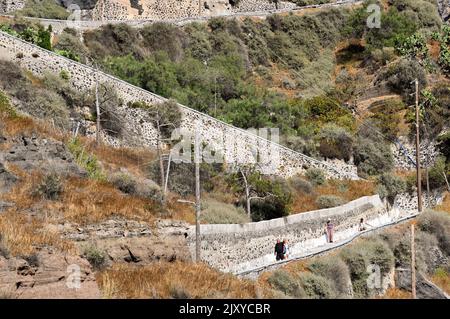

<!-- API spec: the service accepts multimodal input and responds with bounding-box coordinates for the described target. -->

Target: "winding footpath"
[236,208,419,278]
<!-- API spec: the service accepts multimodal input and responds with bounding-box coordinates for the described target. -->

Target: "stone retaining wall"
[0,30,359,179]
[188,195,403,273]
[0,0,25,14]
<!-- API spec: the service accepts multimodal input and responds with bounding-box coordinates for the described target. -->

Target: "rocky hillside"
[0,0,449,299]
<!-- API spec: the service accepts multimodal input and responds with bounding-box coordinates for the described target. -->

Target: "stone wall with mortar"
[391,136,440,171]
[89,0,297,21]
[187,195,413,273]
[0,0,25,13]
[0,30,359,179]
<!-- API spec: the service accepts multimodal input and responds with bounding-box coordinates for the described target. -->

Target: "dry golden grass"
[45,176,159,225]
[0,211,76,256]
[436,192,450,214]
[96,262,268,299]
[430,269,450,295]
[0,113,66,141]
[291,179,376,213]
[1,169,160,225]
[165,195,196,224]
[380,288,412,299]
[76,137,156,179]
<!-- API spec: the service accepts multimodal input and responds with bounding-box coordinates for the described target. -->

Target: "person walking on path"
[282,239,290,259]
[326,219,334,243]
[274,239,284,261]
[358,218,373,231]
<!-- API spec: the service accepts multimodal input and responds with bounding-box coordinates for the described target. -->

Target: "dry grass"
[0,211,76,256]
[45,176,159,225]
[0,112,66,141]
[430,268,450,295]
[96,262,268,299]
[436,192,450,214]
[1,169,160,225]
[77,138,156,179]
[380,288,412,299]
[291,179,376,213]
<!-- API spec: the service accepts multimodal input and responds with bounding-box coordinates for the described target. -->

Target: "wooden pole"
[415,79,423,212]
[95,70,101,146]
[194,130,201,262]
[411,224,416,299]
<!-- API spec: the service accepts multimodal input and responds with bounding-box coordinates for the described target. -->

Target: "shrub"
[340,238,395,298]
[418,210,450,255]
[318,124,353,161]
[307,256,352,297]
[382,59,427,103]
[377,174,407,203]
[84,245,107,271]
[0,90,18,118]
[297,272,337,299]
[248,176,292,222]
[15,0,70,19]
[288,176,313,194]
[426,156,449,190]
[353,136,394,177]
[305,168,326,186]
[201,198,250,224]
[150,161,222,197]
[267,270,304,297]
[33,173,63,200]
[68,138,105,181]
[316,195,346,209]
[110,173,137,195]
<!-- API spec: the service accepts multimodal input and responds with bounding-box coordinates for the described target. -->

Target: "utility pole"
[415,79,423,212]
[194,130,201,262]
[411,224,416,299]
[214,75,217,118]
[199,0,202,15]
[95,68,101,147]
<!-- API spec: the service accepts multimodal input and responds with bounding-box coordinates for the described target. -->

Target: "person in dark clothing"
[274,239,284,261]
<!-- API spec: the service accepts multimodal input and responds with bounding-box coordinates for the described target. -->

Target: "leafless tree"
[236,164,276,218]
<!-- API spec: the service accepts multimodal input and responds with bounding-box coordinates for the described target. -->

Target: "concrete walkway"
[236,209,419,278]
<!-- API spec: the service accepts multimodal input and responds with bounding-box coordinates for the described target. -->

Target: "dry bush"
[201,198,250,224]
[96,262,266,299]
[316,195,346,209]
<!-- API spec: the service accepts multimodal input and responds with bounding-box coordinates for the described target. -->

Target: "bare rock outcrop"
[0,247,100,299]
[0,134,86,177]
